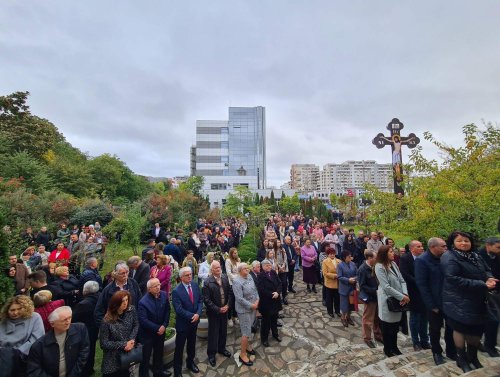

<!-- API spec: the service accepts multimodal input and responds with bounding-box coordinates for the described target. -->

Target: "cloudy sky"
[1,1,499,187]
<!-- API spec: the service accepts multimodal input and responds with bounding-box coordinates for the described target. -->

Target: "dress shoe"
[289,287,297,293]
[239,356,253,366]
[187,363,199,373]
[485,347,500,357]
[311,286,317,293]
[156,371,172,377]
[306,287,312,293]
[246,348,256,355]
[393,348,402,355]
[433,353,445,365]
[446,353,457,361]
[262,340,270,347]
[277,321,283,327]
[413,344,422,351]
[421,343,431,350]
[208,357,216,367]
[273,335,282,342]
[341,318,348,327]
[282,298,289,305]
[346,317,355,326]
[219,349,232,358]
[365,340,376,349]
[467,345,484,369]
[174,373,183,377]
[335,312,341,318]
[328,313,335,318]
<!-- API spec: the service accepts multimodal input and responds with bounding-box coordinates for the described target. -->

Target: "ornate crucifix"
[372,118,420,195]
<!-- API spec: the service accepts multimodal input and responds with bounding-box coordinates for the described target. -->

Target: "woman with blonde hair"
[225,247,241,324]
[150,254,172,295]
[0,295,45,376]
[33,290,65,332]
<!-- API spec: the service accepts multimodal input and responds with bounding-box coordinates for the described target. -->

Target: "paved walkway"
[179,271,500,377]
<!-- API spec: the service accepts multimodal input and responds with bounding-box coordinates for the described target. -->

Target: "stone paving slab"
[172,271,500,377]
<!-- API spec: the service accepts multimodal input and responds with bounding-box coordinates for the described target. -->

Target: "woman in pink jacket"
[301,238,318,293]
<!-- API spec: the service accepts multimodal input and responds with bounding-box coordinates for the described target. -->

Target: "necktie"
[188,285,194,304]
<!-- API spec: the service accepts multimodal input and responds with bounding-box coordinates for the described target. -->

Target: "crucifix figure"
[372,118,420,195]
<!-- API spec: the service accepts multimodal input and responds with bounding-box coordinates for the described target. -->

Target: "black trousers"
[261,312,279,342]
[227,288,237,320]
[174,325,197,374]
[484,318,499,350]
[428,310,456,356]
[83,326,98,376]
[278,272,288,298]
[288,267,295,290]
[380,319,400,356]
[207,313,228,357]
[325,287,340,315]
[140,333,166,377]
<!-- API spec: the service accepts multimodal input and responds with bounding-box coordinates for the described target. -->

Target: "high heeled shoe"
[239,356,253,366]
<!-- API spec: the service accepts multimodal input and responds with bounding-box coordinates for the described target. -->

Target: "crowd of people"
[1,214,499,377]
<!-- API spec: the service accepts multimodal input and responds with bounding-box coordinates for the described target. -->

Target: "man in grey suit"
[128,256,150,296]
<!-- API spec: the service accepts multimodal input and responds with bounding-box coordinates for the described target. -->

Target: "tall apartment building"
[319,160,393,195]
[290,164,320,192]
[191,106,267,206]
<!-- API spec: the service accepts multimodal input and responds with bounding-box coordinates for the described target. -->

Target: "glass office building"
[192,106,267,191]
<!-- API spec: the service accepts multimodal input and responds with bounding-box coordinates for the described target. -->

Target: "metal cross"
[372,118,420,195]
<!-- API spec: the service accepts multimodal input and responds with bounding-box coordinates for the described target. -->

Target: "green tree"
[0,214,15,305]
[0,92,64,159]
[280,194,301,215]
[0,151,53,194]
[179,176,204,198]
[329,193,338,207]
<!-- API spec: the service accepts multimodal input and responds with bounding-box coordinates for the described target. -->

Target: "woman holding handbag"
[375,245,410,357]
[100,291,140,377]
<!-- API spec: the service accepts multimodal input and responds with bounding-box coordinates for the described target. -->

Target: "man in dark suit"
[415,237,456,365]
[283,236,297,293]
[202,261,233,367]
[257,259,283,347]
[172,267,203,377]
[128,256,151,296]
[249,260,261,284]
[138,278,172,377]
[400,240,430,351]
[152,223,165,243]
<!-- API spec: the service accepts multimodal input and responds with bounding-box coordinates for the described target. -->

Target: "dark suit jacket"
[202,275,233,317]
[172,282,203,332]
[138,291,170,340]
[249,271,258,285]
[415,250,445,311]
[152,227,165,242]
[282,243,294,265]
[133,262,151,295]
[399,252,424,312]
[257,270,282,315]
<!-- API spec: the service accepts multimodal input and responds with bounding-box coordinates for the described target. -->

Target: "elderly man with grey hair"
[79,256,103,293]
[128,255,151,295]
[94,262,141,327]
[202,260,233,367]
[172,267,203,376]
[28,306,90,377]
[73,281,100,375]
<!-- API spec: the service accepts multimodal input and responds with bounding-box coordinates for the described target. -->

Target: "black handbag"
[119,343,143,370]
[387,297,409,312]
[487,290,500,321]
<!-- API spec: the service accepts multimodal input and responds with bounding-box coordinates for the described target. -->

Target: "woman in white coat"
[375,245,410,357]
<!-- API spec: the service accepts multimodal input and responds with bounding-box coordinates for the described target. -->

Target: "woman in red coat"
[48,242,70,266]
[33,290,65,332]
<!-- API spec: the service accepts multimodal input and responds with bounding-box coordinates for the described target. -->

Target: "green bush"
[238,226,262,262]
[69,200,114,227]
[0,214,15,306]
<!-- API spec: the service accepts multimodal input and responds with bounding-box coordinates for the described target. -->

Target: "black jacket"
[415,250,445,311]
[249,271,258,285]
[256,270,282,315]
[49,276,80,307]
[132,262,151,296]
[256,247,267,262]
[73,292,99,336]
[282,243,294,265]
[399,252,425,313]
[357,262,378,302]
[27,323,89,377]
[479,247,500,280]
[202,275,233,316]
[78,267,103,292]
[442,249,493,325]
[138,291,170,340]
